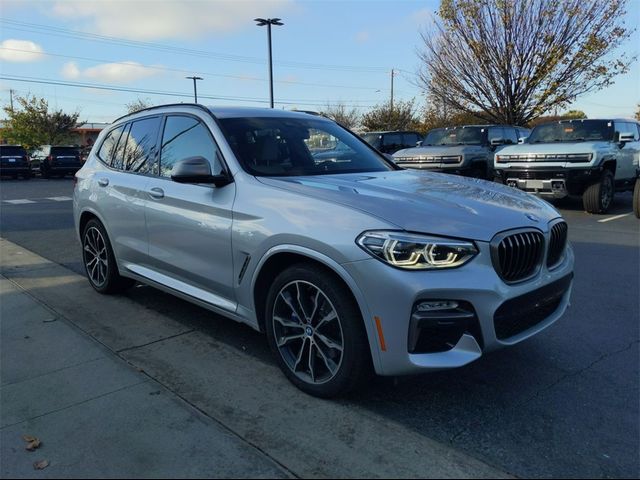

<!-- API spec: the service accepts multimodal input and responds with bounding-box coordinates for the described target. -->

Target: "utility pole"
[9,89,14,111]
[255,18,284,108]
[186,76,203,103]
[390,69,394,113]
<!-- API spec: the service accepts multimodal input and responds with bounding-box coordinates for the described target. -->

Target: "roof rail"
[111,103,215,124]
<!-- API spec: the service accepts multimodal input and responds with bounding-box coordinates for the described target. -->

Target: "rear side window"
[160,116,221,178]
[0,146,26,156]
[124,117,161,174]
[97,125,125,165]
[111,124,131,170]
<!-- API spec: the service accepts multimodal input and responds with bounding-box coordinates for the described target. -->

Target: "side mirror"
[490,137,505,147]
[619,132,634,144]
[171,156,232,187]
[518,136,528,144]
[416,140,423,147]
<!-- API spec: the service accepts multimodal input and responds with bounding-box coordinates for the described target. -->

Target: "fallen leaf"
[33,459,49,470]
[26,438,41,451]
[42,318,57,323]
[22,434,36,443]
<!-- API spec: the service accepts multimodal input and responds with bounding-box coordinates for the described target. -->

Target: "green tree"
[418,0,634,125]
[361,99,420,131]
[321,102,360,129]
[2,95,80,149]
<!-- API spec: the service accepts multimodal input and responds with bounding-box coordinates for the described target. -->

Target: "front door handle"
[97,178,109,187]
[148,187,165,199]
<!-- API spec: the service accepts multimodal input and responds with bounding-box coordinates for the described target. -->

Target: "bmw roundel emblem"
[526,213,540,222]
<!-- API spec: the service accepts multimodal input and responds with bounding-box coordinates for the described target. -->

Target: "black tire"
[264,263,371,398]
[81,218,135,294]
[633,178,640,219]
[583,169,615,214]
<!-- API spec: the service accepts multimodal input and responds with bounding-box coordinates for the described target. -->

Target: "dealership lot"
[1,177,638,477]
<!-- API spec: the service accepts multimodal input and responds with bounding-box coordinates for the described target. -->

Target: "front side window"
[124,116,161,174]
[528,120,614,143]
[382,133,402,147]
[424,127,487,146]
[503,127,519,144]
[361,133,382,148]
[219,116,394,177]
[160,116,222,178]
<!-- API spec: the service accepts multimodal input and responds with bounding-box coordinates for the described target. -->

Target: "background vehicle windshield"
[424,127,487,146]
[219,117,394,176]
[528,120,614,143]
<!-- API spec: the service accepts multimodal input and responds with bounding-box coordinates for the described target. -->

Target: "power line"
[0,75,382,108]
[0,46,388,92]
[0,18,391,73]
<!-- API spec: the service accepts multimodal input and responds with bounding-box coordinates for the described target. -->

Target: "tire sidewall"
[82,219,117,293]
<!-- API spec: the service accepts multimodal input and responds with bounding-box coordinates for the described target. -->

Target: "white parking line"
[4,199,36,205]
[45,196,73,202]
[598,213,632,223]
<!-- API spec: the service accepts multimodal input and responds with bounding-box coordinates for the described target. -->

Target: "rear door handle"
[97,178,109,187]
[148,187,165,199]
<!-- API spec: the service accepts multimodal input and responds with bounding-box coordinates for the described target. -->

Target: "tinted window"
[424,127,488,146]
[528,120,614,143]
[0,146,26,156]
[219,116,393,177]
[361,133,381,148]
[160,116,221,178]
[51,146,80,156]
[124,117,161,174]
[382,133,402,146]
[503,127,518,144]
[403,133,421,146]
[111,124,131,170]
[97,126,125,165]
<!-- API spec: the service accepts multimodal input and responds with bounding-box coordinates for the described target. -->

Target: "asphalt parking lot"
[1,177,638,478]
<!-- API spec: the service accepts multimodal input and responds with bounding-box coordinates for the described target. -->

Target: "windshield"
[528,120,614,143]
[424,127,487,146]
[219,117,394,176]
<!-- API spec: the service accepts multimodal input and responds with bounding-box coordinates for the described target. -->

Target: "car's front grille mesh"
[547,221,568,267]
[495,231,544,282]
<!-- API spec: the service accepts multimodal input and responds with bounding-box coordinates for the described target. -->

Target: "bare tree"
[321,102,361,129]
[418,0,634,125]
[361,100,420,131]
[635,104,640,121]
[125,97,154,114]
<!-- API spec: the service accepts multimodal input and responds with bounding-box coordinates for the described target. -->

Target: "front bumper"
[341,240,574,376]
[494,166,603,197]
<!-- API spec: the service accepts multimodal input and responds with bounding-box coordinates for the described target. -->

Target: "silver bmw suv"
[73,104,574,397]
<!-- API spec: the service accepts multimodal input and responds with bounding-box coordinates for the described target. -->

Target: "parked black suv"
[361,131,423,154]
[33,145,83,178]
[0,145,31,179]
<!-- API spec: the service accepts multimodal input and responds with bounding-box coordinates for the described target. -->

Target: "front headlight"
[356,231,478,270]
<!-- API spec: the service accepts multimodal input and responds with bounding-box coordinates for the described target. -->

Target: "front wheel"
[264,264,371,398]
[583,170,614,214]
[82,219,135,294]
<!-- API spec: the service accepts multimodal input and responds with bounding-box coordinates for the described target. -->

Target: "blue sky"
[0,0,638,123]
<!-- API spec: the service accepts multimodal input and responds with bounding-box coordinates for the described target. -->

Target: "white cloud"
[61,61,81,79]
[0,39,44,62]
[52,0,294,40]
[61,61,161,83]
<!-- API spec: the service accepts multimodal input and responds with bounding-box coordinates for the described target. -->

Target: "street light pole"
[255,18,284,108]
[186,76,203,103]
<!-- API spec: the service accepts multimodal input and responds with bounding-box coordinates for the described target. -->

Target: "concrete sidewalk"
[0,275,290,478]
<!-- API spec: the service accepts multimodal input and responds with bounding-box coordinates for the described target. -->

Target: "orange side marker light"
[374,316,387,352]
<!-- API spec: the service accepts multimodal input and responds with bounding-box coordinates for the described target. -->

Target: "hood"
[393,144,487,158]
[498,141,610,156]
[258,170,560,242]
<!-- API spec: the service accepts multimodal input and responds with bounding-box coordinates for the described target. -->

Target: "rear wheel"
[633,178,640,219]
[583,169,614,214]
[264,264,371,398]
[82,219,135,294]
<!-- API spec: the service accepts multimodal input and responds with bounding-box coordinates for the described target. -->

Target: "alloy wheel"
[272,280,344,385]
[83,226,108,287]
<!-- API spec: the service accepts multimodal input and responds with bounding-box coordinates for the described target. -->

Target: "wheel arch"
[250,245,383,374]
